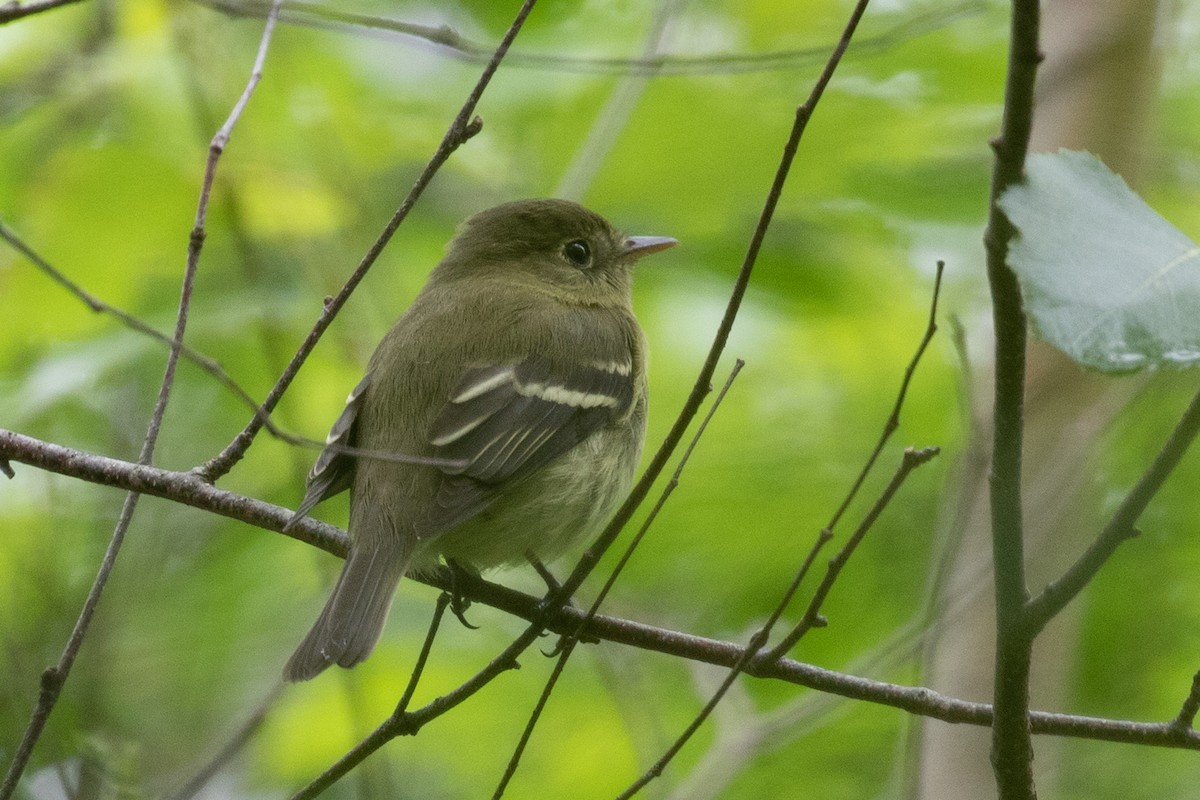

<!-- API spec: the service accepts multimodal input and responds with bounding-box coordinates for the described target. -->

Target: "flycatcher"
[284,198,675,681]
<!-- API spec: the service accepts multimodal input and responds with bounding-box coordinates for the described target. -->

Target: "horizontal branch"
[0,429,347,557]
[196,0,984,77]
[0,0,86,24]
[3,428,1198,752]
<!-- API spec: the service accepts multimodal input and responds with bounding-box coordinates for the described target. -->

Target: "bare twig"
[1025,385,1200,633]
[0,219,273,428]
[0,428,348,554]
[168,684,285,800]
[0,223,467,471]
[0,0,86,24]
[982,0,1041,795]
[0,6,285,798]
[395,592,452,716]
[492,360,744,799]
[491,644,573,800]
[827,261,944,532]
[1171,670,1200,731]
[289,636,527,800]
[605,0,882,792]
[276,603,462,799]
[769,447,940,659]
[762,262,944,661]
[197,0,984,77]
[553,0,681,198]
[194,0,538,484]
[584,362,741,621]
[549,0,872,625]
[618,446,938,799]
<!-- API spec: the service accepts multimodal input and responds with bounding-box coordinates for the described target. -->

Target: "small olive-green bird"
[283,199,675,681]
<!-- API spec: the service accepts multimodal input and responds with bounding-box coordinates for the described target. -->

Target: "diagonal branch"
[0,4,285,797]
[549,0,873,619]
[194,0,539,484]
[0,219,276,431]
[767,447,940,660]
[491,360,744,799]
[618,445,938,799]
[0,0,86,24]
[1025,385,1200,633]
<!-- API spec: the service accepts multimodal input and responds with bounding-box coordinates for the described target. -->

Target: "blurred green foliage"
[1,1,1198,798]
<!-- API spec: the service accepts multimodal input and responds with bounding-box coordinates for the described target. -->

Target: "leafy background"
[1,1,1199,798]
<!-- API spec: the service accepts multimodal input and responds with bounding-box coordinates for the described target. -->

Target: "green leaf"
[999,149,1200,372]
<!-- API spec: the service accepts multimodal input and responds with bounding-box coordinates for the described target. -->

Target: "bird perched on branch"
[283,198,675,681]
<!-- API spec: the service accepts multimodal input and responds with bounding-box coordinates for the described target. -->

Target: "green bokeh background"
[1,1,1198,798]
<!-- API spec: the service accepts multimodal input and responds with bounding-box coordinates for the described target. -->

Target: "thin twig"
[289,638,528,800]
[827,261,944,532]
[0,223,465,470]
[492,361,744,799]
[1025,384,1200,631]
[606,0,880,791]
[583,362,741,624]
[491,641,575,800]
[618,446,939,799]
[769,448,941,662]
[168,684,285,800]
[548,0,872,625]
[197,0,984,77]
[194,0,538,484]
[0,219,273,429]
[763,263,944,660]
[0,0,86,24]
[395,593,452,716]
[0,6,284,798]
[982,0,1041,795]
[1171,670,1200,731]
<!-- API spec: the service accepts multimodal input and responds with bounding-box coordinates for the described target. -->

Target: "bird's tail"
[284,535,410,682]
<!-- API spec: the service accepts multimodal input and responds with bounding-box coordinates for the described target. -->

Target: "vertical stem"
[984,1,1041,797]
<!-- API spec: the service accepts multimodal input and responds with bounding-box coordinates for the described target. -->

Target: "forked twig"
[618,447,938,799]
[825,260,945,533]
[764,261,944,660]
[768,447,940,661]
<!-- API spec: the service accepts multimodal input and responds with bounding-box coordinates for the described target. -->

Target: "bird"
[282,198,676,681]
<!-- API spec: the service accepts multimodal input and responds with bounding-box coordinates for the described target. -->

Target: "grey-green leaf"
[998,149,1200,372]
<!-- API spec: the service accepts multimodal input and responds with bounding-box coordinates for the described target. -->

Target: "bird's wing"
[283,372,371,530]
[417,355,634,539]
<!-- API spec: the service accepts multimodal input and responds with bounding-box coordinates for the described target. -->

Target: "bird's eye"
[562,239,592,268]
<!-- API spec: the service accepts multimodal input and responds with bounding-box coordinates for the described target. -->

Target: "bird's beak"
[622,235,678,261]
